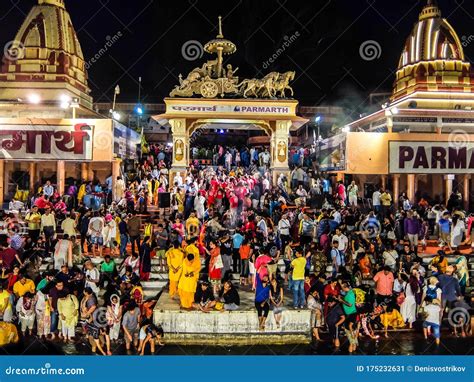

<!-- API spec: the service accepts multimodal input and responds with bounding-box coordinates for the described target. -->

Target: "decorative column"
[463,175,470,210]
[271,120,291,184]
[444,174,454,205]
[380,175,386,190]
[111,159,121,201]
[407,174,416,203]
[81,163,89,181]
[0,160,4,206]
[169,118,188,182]
[57,160,65,194]
[386,115,393,133]
[392,174,400,207]
[29,163,36,192]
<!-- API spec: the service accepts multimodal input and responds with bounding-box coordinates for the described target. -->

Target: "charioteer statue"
[170,16,295,99]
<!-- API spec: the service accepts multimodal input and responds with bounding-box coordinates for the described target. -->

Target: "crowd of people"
[0,145,471,355]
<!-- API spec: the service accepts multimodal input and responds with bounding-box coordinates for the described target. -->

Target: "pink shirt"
[373,271,394,296]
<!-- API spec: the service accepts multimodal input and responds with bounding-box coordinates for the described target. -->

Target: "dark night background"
[1,0,474,113]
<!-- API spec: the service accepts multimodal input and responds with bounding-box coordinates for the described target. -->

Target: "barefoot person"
[166,241,184,300]
[178,251,201,309]
[255,273,271,331]
[137,323,164,355]
[423,297,442,345]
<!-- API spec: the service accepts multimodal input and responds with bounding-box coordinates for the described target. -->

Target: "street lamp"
[314,115,323,175]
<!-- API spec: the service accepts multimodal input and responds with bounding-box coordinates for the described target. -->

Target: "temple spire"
[217,16,223,38]
[419,0,441,20]
[38,0,65,8]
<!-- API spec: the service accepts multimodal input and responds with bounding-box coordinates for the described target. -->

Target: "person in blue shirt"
[438,213,452,250]
[255,273,270,331]
[232,230,244,273]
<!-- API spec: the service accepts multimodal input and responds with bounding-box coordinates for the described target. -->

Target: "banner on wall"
[0,123,93,160]
[389,141,474,174]
[167,102,294,115]
[113,121,141,160]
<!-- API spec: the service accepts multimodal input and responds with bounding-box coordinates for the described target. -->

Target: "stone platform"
[153,289,313,345]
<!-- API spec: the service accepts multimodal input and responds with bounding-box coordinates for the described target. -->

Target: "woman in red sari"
[323,278,341,318]
[206,240,222,297]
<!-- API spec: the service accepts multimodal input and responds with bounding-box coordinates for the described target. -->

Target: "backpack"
[426,286,438,300]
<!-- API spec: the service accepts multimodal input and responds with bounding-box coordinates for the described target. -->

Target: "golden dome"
[0,0,92,109]
[397,1,464,69]
[391,0,473,102]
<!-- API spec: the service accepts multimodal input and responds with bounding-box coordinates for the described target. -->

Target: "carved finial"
[217,16,223,38]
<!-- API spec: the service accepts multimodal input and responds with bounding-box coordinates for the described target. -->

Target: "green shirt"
[36,278,48,292]
[101,260,116,273]
[343,289,357,315]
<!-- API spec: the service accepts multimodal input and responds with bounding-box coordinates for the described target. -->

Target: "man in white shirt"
[173,172,183,187]
[382,246,398,271]
[88,212,104,257]
[332,228,348,254]
[261,149,270,168]
[372,188,382,216]
[84,260,100,295]
[295,185,308,207]
[43,180,54,198]
[332,209,342,224]
[256,216,268,241]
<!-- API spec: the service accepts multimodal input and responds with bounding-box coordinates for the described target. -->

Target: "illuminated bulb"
[27,94,41,104]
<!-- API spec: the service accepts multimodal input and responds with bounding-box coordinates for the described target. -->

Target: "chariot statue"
[169,17,295,99]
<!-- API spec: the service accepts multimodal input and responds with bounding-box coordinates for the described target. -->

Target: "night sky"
[1,0,474,114]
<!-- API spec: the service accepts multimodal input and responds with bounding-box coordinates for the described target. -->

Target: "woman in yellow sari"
[380,306,404,338]
[178,249,201,309]
[166,242,185,299]
[77,183,86,204]
[153,179,160,206]
[147,180,153,205]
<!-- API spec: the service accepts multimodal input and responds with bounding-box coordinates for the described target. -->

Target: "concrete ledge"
[153,309,313,345]
[160,333,311,346]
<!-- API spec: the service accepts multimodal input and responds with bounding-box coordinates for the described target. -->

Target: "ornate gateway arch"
[153,17,308,183]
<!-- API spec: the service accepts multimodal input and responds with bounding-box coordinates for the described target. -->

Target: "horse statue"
[272,71,295,98]
[237,72,280,98]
